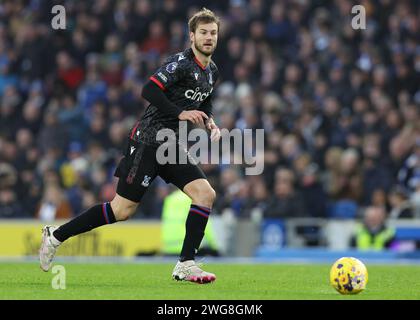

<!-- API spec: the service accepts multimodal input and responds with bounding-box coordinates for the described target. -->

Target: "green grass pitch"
[1,262,420,300]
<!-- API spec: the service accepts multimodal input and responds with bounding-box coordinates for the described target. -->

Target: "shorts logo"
[130,146,136,155]
[166,62,178,73]
[141,175,152,187]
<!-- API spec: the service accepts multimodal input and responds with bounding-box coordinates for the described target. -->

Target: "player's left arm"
[201,95,221,142]
[201,63,221,141]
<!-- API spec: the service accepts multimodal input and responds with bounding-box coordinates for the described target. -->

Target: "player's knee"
[114,209,132,221]
[110,200,137,221]
[192,186,216,206]
[208,187,216,204]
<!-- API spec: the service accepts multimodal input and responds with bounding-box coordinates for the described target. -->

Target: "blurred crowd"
[0,0,419,221]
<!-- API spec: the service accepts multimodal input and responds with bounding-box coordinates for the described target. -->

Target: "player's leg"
[159,161,217,283]
[179,178,216,262]
[40,139,158,271]
[173,178,217,283]
[39,192,139,272]
[52,192,138,242]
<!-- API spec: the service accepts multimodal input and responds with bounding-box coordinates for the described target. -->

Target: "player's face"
[191,22,218,57]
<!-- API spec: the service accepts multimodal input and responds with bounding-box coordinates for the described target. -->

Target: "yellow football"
[330,257,368,294]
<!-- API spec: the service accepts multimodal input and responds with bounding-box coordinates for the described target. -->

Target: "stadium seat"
[328,200,358,219]
[394,228,420,241]
[259,219,286,250]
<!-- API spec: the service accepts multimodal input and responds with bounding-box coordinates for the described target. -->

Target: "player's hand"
[178,110,208,126]
[206,118,221,142]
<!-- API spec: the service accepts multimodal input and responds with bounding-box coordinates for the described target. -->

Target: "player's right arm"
[178,109,208,126]
[141,55,208,125]
[141,81,208,126]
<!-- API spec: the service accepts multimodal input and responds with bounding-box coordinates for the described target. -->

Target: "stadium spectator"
[388,185,415,219]
[361,133,393,205]
[397,139,420,193]
[298,163,328,218]
[0,0,418,223]
[0,162,25,218]
[36,183,73,221]
[37,109,68,155]
[264,167,306,218]
[55,51,85,91]
[350,206,395,251]
[329,148,363,203]
[249,175,269,212]
[411,182,420,218]
[0,188,23,218]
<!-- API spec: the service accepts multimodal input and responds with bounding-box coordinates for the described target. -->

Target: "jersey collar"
[194,56,207,71]
[188,48,208,71]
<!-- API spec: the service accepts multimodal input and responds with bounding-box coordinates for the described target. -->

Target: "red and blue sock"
[53,202,116,242]
[180,204,211,262]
